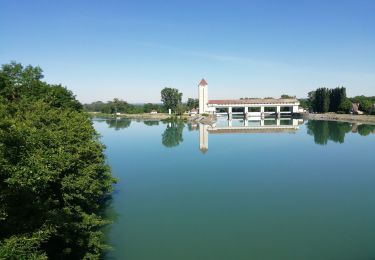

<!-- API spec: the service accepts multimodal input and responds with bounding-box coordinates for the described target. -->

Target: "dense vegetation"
[0,62,116,259]
[83,99,166,114]
[84,88,198,116]
[305,87,374,114]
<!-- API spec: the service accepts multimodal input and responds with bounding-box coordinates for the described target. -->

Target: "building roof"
[208,98,299,105]
[199,79,208,86]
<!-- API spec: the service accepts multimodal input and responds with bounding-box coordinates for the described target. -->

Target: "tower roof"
[199,79,208,86]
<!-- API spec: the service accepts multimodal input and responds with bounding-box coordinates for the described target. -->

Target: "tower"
[198,79,208,114]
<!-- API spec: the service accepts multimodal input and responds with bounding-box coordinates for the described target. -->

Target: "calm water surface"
[94,118,375,260]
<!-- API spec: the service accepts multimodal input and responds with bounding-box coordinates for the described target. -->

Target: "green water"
[94,118,375,260]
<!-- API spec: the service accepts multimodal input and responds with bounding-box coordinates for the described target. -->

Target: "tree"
[175,103,187,115]
[308,91,316,112]
[281,94,295,99]
[186,98,199,110]
[161,88,182,112]
[0,62,116,259]
[338,99,352,113]
[359,100,373,113]
[329,87,347,112]
[314,88,330,113]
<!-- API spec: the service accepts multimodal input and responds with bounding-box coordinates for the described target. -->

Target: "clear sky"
[1,0,374,103]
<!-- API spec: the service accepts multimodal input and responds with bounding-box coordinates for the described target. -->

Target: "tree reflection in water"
[143,120,159,126]
[307,120,375,145]
[105,119,131,130]
[162,122,185,148]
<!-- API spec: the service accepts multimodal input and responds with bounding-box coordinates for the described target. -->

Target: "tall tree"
[329,87,347,112]
[161,87,182,112]
[314,88,330,113]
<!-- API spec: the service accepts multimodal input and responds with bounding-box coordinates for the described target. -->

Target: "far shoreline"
[88,112,375,125]
[305,113,375,125]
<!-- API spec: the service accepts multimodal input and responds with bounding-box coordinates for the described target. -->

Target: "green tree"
[281,94,295,99]
[0,62,116,259]
[186,98,199,110]
[329,87,347,112]
[314,88,330,113]
[161,87,182,112]
[338,98,352,113]
[359,100,373,113]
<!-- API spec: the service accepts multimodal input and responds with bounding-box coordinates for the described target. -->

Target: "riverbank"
[306,113,375,125]
[88,112,172,120]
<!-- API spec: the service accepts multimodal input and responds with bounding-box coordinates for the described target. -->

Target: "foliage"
[359,99,373,113]
[309,87,348,114]
[84,101,165,114]
[175,103,187,116]
[329,87,347,112]
[314,88,331,113]
[160,87,182,112]
[0,62,116,259]
[338,98,352,113]
[186,98,199,110]
[280,94,295,99]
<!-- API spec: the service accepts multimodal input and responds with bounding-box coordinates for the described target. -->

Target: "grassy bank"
[88,112,191,121]
[306,113,375,125]
[88,112,172,120]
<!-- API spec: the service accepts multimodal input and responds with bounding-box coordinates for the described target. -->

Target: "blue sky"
[1,0,374,103]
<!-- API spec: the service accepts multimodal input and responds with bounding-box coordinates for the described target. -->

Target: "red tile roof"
[208,99,298,105]
[199,79,208,86]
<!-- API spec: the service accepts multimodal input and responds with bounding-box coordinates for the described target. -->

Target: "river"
[94,117,375,260]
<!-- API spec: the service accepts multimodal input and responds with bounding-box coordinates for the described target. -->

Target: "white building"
[198,79,300,117]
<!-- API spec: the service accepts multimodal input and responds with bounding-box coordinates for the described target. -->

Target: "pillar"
[292,105,299,114]
[260,106,265,119]
[244,107,249,119]
[276,106,281,118]
[228,107,232,120]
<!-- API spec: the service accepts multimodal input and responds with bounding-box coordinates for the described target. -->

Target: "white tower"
[198,79,208,114]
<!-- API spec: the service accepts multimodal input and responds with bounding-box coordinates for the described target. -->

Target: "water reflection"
[307,121,375,145]
[161,122,185,148]
[199,118,302,153]
[143,120,159,126]
[105,119,131,130]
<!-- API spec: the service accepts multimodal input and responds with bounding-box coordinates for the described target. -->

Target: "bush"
[0,62,116,259]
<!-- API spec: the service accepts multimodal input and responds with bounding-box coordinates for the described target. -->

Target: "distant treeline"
[299,87,375,115]
[84,98,199,114]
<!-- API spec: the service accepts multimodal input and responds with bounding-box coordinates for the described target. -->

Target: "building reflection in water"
[199,117,303,153]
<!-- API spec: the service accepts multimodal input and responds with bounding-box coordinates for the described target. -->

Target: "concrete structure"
[199,118,303,153]
[198,79,300,118]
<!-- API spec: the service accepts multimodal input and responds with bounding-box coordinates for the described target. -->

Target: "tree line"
[84,88,199,115]
[301,87,375,115]
[0,62,116,259]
